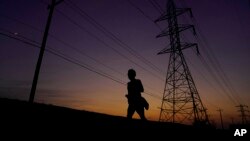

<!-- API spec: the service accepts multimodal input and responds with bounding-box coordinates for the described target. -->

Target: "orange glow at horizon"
[1,0,249,130]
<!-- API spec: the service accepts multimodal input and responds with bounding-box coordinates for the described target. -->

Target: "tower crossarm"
[158,43,199,55]
[156,25,196,38]
[155,8,193,23]
[157,0,209,125]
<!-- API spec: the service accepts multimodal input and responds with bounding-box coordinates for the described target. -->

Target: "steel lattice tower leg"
[155,0,209,125]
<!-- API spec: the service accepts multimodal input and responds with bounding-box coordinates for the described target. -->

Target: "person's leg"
[136,107,147,120]
[127,105,135,119]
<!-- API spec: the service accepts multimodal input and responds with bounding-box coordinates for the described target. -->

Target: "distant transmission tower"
[236,104,249,124]
[155,0,209,125]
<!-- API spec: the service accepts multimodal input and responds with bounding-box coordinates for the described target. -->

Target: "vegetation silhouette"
[126,69,148,121]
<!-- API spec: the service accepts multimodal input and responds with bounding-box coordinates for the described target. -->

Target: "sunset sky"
[1,0,250,128]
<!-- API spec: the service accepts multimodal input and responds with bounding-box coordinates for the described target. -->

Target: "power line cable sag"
[0,31,161,100]
[180,35,238,106]
[193,25,242,105]
[0,14,163,96]
[54,9,165,82]
[180,0,244,105]
[2,10,165,95]
[0,30,125,85]
[126,0,163,31]
[65,0,165,75]
[0,14,125,77]
[147,0,164,14]
[39,0,165,79]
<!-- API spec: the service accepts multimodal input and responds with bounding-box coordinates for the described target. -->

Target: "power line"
[185,56,220,109]
[40,0,164,80]
[194,27,242,105]
[180,0,245,105]
[127,0,156,23]
[0,30,161,100]
[147,0,164,14]
[199,54,238,105]
[0,14,42,32]
[0,14,125,79]
[126,0,162,30]
[0,30,125,84]
[179,0,242,105]
[65,0,165,75]
[50,35,125,77]
[152,0,164,12]
[47,1,166,96]
[1,30,125,85]
[0,13,163,97]
[51,35,163,96]
[0,32,40,49]
[49,33,163,96]
[54,8,165,82]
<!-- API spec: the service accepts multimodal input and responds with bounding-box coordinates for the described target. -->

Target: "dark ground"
[0,98,248,140]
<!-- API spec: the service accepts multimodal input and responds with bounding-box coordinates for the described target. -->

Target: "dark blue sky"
[0,0,250,127]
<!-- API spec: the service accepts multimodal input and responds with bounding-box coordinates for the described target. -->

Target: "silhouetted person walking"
[126,69,148,120]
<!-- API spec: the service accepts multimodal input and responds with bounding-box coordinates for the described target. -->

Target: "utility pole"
[236,104,249,124]
[155,0,209,125]
[217,109,224,129]
[29,0,64,103]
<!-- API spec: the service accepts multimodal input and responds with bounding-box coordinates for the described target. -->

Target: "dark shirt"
[127,79,144,99]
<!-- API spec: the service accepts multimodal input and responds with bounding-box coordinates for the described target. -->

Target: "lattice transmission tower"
[236,104,249,124]
[155,0,209,125]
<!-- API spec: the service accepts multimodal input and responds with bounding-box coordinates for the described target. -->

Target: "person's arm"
[139,80,144,93]
[127,83,130,95]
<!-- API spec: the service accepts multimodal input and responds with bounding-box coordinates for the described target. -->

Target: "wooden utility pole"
[29,0,63,103]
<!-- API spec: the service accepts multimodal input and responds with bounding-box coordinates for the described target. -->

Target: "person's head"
[128,69,136,80]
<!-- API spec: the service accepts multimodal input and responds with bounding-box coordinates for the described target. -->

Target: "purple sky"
[1,0,250,128]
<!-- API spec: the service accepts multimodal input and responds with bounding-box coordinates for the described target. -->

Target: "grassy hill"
[0,98,236,139]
